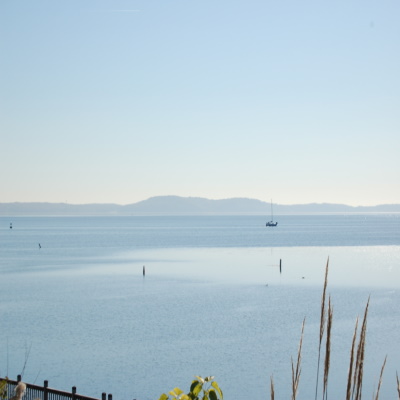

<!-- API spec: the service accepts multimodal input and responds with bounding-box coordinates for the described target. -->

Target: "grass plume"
[281,260,393,400]
[315,257,329,400]
[270,375,275,400]
[291,318,305,400]
[352,297,370,400]
[346,317,359,400]
[322,296,333,400]
[9,382,26,400]
[373,356,387,400]
[396,372,400,399]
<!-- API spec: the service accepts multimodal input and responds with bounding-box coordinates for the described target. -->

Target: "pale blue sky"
[1,0,399,206]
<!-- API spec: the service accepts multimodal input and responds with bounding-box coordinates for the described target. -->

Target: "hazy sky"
[1,1,399,206]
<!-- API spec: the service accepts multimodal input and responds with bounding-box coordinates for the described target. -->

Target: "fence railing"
[0,376,112,400]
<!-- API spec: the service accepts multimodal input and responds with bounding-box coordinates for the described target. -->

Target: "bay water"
[1,215,400,399]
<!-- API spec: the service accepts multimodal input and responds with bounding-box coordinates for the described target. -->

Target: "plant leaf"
[191,383,202,397]
[169,388,184,397]
[208,389,218,400]
[195,376,205,384]
[211,382,223,399]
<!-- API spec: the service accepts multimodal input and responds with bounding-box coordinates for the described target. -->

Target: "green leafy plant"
[0,377,8,400]
[158,376,223,400]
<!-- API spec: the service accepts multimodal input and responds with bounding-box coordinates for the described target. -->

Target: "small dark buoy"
[279,259,282,274]
[10,222,12,229]
[38,243,41,249]
[143,265,145,276]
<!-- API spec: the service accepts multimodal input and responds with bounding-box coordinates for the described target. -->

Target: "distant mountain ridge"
[1,196,400,216]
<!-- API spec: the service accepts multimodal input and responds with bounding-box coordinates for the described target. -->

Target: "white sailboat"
[266,200,278,227]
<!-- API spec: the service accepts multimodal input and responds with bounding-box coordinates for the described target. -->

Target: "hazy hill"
[1,196,400,216]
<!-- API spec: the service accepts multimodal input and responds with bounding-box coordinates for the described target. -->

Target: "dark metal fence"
[0,376,112,400]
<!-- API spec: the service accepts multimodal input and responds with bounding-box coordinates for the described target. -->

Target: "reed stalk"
[373,356,387,400]
[352,297,370,400]
[270,375,275,400]
[396,372,400,399]
[20,343,32,379]
[315,258,329,400]
[291,318,305,400]
[323,297,333,400]
[346,317,359,400]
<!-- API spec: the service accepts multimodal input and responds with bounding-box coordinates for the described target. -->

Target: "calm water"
[1,215,400,400]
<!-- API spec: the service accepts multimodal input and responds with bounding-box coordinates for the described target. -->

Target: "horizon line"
[0,196,399,208]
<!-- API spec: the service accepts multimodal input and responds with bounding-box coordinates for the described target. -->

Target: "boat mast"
[271,199,273,222]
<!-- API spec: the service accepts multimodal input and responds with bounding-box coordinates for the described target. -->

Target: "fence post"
[17,375,21,383]
[44,380,49,400]
[102,393,106,400]
[72,386,77,400]
[108,394,112,400]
